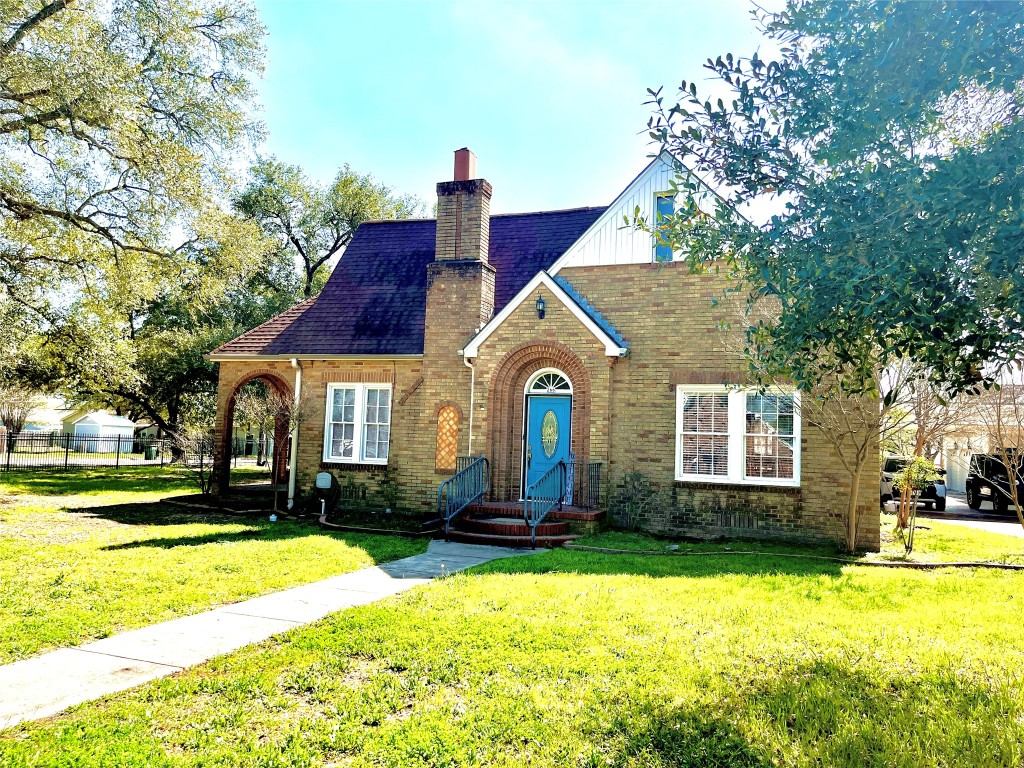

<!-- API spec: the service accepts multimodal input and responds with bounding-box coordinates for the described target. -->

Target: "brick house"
[209,149,879,550]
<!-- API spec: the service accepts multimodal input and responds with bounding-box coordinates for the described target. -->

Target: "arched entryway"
[487,342,590,501]
[522,368,573,493]
[214,370,294,495]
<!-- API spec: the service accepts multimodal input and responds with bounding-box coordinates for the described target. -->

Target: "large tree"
[20,211,291,435]
[234,158,420,298]
[0,0,264,318]
[647,0,1024,398]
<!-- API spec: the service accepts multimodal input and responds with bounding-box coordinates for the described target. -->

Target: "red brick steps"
[458,515,569,537]
[443,501,604,548]
[463,502,603,523]
[445,528,580,548]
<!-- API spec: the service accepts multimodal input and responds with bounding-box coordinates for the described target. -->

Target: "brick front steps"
[442,502,605,548]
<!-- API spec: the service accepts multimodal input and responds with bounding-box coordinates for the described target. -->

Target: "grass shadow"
[83,506,426,564]
[471,546,848,579]
[66,501,260,528]
[102,527,273,550]
[609,705,773,767]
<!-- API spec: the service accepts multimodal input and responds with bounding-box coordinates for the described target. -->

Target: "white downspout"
[287,358,302,510]
[463,354,475,455]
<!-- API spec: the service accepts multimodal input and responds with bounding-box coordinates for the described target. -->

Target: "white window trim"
[525,367,573,395]
[323,383,393,465]
[675,385,801,487]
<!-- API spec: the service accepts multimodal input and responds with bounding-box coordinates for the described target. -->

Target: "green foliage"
[376,467,400,512]
[0,0,270,433]
[891,456,940,496]
[234,158,421,298]
[609,470,669,530]
[648,0,1024,397]
[3,541,1024,765]
[0,0,265,316]
[0,466,426,663]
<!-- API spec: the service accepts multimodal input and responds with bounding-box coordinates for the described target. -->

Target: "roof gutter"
[287,358,302,511]
[463,354,475,455]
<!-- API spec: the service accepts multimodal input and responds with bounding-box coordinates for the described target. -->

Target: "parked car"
[965,452,1023,514]
[880,456,946,511]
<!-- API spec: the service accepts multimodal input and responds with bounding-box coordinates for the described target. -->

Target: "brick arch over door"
[487,341,591,501]
[214,368,294,495]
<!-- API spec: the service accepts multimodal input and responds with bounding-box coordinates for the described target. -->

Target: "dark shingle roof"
[211,206,605,357]
[551,275,628,348]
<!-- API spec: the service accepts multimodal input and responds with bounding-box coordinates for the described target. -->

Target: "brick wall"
[213,258,879,550]
[551,262,880,550]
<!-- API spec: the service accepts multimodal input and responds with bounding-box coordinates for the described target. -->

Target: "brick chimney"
[435,148,492,265]
[424,149,496,397]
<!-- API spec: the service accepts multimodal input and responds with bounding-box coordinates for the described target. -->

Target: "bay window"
[324,383,392,464]
[675,386,800,486]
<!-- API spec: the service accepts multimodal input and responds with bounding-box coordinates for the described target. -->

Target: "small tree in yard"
[892,456,941,555]
[172,428,216,496]
[233,384,311,512]
[977,370,1024,530]
[0,383,43,437]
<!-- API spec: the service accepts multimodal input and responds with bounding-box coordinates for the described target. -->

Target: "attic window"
[654,193,675,263]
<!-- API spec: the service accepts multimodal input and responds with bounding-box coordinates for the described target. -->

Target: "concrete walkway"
[0,541,535,729]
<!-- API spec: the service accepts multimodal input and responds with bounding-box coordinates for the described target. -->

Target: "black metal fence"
[1,433,169,472]
[567,460,603,510]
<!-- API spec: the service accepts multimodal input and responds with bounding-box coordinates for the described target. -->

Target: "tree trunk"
[847,462,863,552]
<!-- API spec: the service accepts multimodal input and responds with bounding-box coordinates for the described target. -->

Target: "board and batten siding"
[551,152,713,272]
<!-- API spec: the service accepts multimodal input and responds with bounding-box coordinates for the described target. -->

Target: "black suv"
[965,452,1023,514]
[880,456,947,511]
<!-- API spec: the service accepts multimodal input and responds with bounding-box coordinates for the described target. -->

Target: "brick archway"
[214,369,294,495]
[487,341,591,501]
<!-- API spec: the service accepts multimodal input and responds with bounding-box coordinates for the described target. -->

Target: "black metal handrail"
[438,455,490,538]
[523,460,566,547]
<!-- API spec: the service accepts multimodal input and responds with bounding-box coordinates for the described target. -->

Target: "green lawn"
[0,467,427,663]
[575,512,1024,565]
[2,545,1022,766]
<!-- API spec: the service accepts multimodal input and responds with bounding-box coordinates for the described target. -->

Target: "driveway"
[907,491,1024,539]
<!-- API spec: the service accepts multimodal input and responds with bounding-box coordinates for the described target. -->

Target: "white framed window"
[653,193,675,263]
[324,383,392,464]
[675,385,800,487]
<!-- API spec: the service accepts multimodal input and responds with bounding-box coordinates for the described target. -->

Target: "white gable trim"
[461,271,627,358]
[548,152,676,275]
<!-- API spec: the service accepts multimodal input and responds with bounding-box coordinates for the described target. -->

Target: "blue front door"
[524,396,571,490]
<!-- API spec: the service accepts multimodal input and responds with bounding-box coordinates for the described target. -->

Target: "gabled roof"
[72,412,137,428]
[462,271,628,358]
[209,207,606,359]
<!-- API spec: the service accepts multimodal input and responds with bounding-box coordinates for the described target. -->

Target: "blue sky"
[252,0,773,214]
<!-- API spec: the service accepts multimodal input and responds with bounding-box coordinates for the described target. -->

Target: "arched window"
[527,370,572,394]
[435,405,460,471]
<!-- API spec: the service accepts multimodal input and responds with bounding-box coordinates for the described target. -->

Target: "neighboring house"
[208,149,879,549]
[61,411,137,453]
[940,426,1024,493]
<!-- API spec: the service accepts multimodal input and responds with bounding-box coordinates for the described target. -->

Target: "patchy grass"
[0,467,426,663]
[1,547,1021,766]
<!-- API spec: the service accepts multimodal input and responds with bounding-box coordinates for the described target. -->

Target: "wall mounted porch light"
[536,292,546,319]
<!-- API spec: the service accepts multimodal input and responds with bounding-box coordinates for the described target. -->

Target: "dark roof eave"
[206,353,425,362]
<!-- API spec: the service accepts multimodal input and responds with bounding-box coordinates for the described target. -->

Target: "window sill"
[320,461,389,471]
[674,478,801,495]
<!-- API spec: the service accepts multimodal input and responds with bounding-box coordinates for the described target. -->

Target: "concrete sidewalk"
[0,540,535,729]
